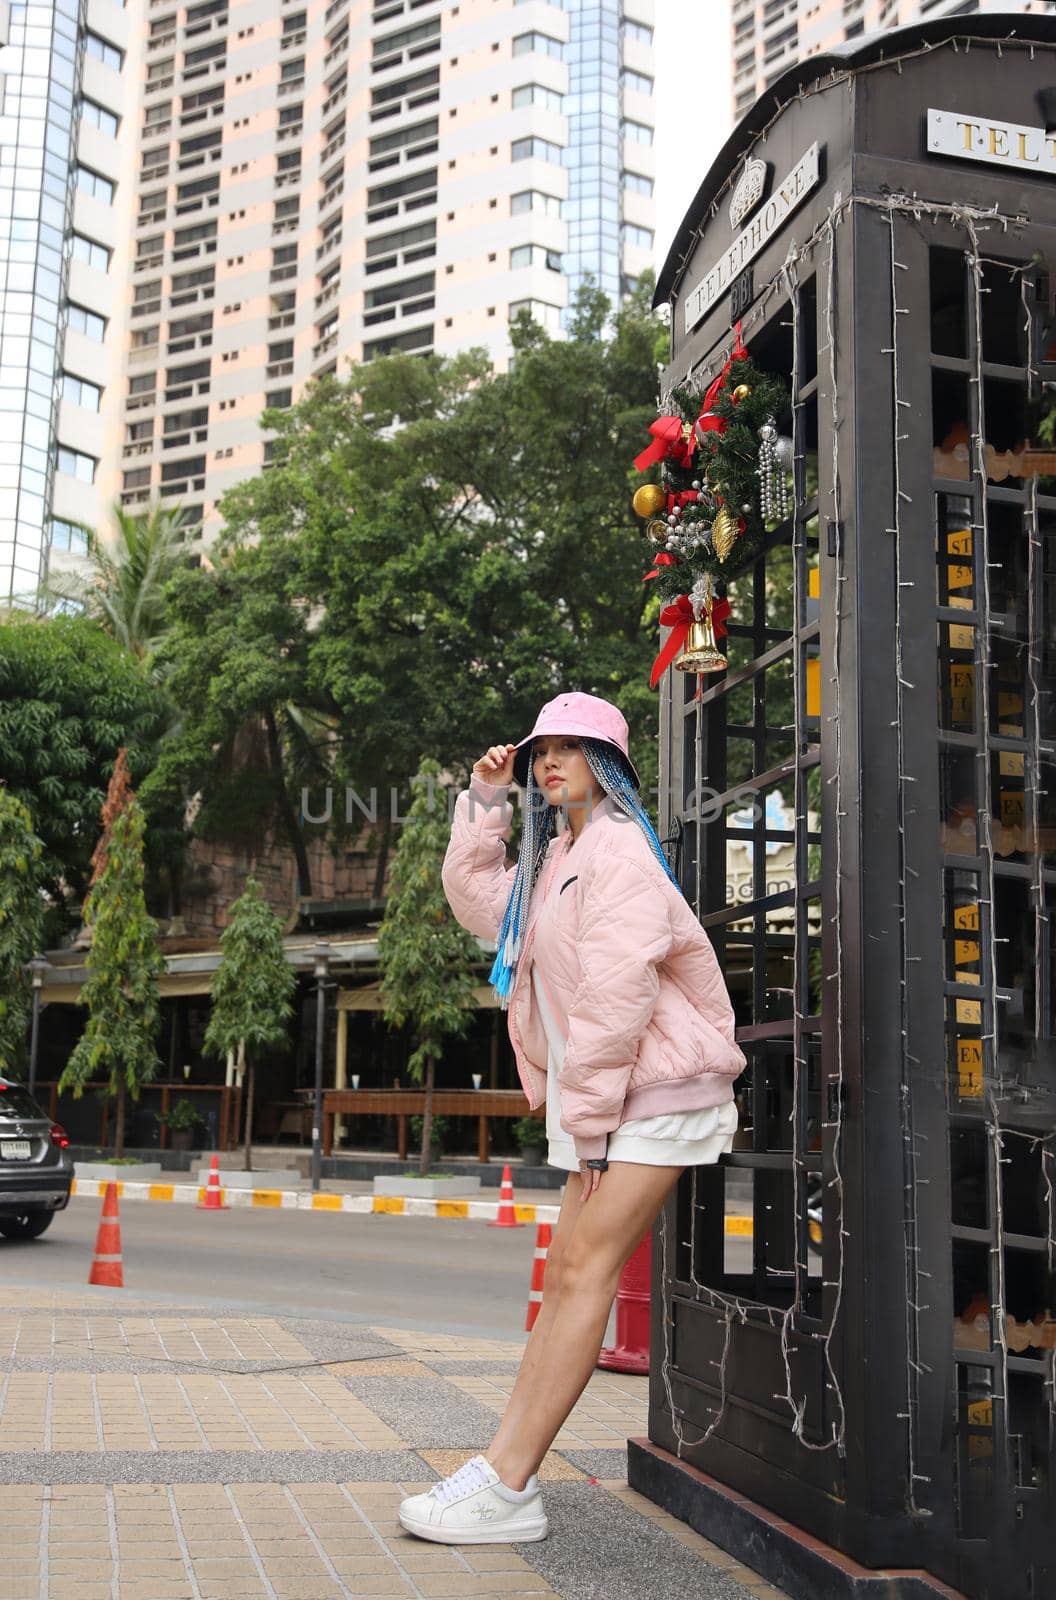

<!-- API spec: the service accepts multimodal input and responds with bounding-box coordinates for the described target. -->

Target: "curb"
[68,1178,756,1234]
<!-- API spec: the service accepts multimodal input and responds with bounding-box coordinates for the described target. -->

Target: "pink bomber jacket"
[441,773,747,1163]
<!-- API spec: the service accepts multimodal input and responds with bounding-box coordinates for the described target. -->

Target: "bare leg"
[481,1177,584,1479]
[486,1162,685,1492]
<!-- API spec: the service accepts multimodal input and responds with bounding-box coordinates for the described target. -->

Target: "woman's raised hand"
[472,744,517,785]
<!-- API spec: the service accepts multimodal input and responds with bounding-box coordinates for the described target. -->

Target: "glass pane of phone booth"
[931,240,1056,1562]
[664,277,834,1384]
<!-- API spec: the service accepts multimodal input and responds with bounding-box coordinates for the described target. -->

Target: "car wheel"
[0,1211,56,1241]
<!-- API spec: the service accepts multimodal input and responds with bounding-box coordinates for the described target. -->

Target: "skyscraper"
[5,0,654,593]
[0,0,135,605]
[731,0,1055,122]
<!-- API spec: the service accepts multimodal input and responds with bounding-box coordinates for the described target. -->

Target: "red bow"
[649,593,731,689]
[642,552,676,582]
[666,489,698,514]
[692,321,750,443]
[634,415,692,473]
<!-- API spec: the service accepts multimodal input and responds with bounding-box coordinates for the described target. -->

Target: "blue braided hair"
[488,735,682,1009]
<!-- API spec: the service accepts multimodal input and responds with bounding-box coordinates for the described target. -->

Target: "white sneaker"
[398,1453,548,1544]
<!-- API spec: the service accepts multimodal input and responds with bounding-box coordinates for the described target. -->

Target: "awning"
[336,982,499,1012]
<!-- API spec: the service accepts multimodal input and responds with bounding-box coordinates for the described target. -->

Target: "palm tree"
[38,502,191,669]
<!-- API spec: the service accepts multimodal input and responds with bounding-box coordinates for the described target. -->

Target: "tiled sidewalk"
[0,1289,787,1600]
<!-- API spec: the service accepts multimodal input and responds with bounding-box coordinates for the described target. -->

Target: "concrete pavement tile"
[193,1561,269,1580]
[306,1586,414,1599]
[48,1561,116,1579]
[407,1578,553,1597]
[464,1552,538,1572]
[45,1542,113,1559]
[39,1588,113,1600]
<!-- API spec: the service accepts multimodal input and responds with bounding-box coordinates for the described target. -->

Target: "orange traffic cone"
[597,1229,651,1373]
[88,1182,124,1288]
[524,1221,552,1331]
[197,1153,228,1211]
[487,1163,524,1228]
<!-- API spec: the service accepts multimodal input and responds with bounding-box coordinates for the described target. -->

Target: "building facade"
[1,0,652,595]
[731,0,1056,121]
[0,0,138,604]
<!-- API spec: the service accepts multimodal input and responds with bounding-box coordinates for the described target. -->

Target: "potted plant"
[512,1115,547,1167]
[155,1100,205,1152]
[409,1113,449,1165]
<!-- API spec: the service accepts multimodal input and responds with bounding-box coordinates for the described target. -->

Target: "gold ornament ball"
[732,383,752,403]
[632,483,667,519]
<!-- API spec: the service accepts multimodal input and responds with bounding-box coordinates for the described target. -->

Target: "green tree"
[0,614,167,935]
[37,501,191,669]
[377,758,481,1175]
[203,876,296,1170]
[59,750,164,1156]
[209,277,668,854]
[141,538,336,899]
[0,791,46,1080]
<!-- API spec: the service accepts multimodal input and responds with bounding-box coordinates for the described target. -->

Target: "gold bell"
[675,615,727,674]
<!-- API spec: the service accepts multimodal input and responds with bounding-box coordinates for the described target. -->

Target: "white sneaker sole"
[398,1509,549,1544]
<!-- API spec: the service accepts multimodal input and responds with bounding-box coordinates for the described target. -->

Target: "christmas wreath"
[631,325,792,687]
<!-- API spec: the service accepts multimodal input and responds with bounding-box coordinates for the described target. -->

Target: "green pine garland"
[635,353,791,601]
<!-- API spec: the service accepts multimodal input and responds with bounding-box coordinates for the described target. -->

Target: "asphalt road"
[1,1194,570,1340]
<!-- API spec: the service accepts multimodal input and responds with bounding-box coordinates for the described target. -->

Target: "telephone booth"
[631,16,1056,1600]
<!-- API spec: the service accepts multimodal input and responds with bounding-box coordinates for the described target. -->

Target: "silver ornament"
[774,434,794,472]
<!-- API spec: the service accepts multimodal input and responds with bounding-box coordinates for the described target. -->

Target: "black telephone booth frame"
[632,19,1056,1600]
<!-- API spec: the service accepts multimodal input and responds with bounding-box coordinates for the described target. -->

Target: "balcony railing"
[316,229,342,259]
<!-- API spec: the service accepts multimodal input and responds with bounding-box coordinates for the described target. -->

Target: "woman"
[398,691,745,1546]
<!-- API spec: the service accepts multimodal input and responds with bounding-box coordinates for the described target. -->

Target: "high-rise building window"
[56,446,98,483]
[510,244,562,271]
[511,190,562,218]
[622,170,653,197]
[71,234,111,271]
[621,222,653,250]
[622,119,652,147]
[363,325,433,361]
[372,16,441,64]
[509,299,561,330]
[621,19,653,45]
[512,83,564,113]
[75,165,116,204]
[80,99,119,137]
[85,31,124,72]
[50,519,89,556]
[512,136,563,164]
[67,303,106,341]
[62,373,103,412]
[513,31,564,60]
[621,68,653,96]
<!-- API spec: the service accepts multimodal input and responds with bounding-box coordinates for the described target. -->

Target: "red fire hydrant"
[596,1229,651,1373]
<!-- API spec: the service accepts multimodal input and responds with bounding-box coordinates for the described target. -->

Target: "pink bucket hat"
[511,691,641,791]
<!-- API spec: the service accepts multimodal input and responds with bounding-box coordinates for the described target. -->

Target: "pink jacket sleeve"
[441,774,517,943]
[559,854,674,1162]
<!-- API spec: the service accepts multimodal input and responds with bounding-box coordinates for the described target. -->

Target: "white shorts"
[544,1054,739,1172]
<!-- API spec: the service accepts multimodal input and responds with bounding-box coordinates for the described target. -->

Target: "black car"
[0,1079,73,1240]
